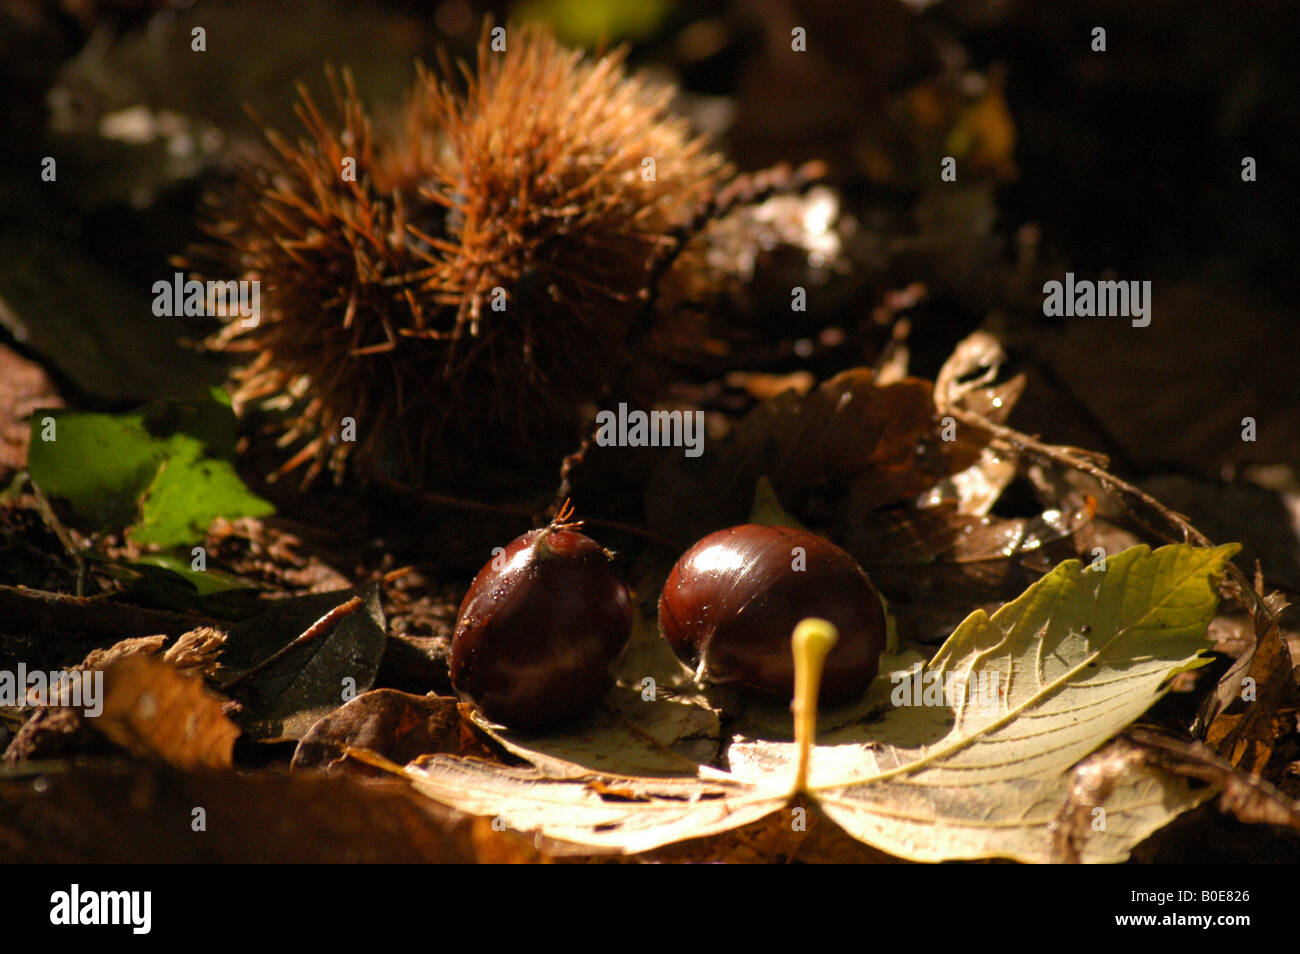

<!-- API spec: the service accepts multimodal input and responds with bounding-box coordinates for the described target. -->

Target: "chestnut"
[658,524,885,702]
[450,511,632,731]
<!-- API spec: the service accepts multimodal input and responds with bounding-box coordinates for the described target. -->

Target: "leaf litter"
[5,330,1297,862]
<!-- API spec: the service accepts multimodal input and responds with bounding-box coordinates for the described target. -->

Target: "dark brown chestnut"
[451,511,632,731]
[658,524,885,702]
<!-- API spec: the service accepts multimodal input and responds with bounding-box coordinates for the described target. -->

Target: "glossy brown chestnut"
[451,523,632,730]
[659,524,885,701]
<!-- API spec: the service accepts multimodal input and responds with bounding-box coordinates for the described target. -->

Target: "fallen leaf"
[220,585,386,742]
[292,689,492,776]
[1203,591,1297,773]
[469,686,721,779]
[403,756,783,855]
[0,760,542,863]
[723,544,1235,861]
[161,626,227,678]
[1193,599,1280,739]
[932,330,1023,424]
[3,628,228,763]
[400,543,1237,861]
[93,653,239,770]
[26,388,272,545]
[928,331,1025,515]
[1048,736,1214,863]
[847,497,1092,643]
[648,367,986,544]
[1127,727,1300,835]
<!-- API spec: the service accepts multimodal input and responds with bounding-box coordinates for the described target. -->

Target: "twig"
[362,464,537,520]
[363,463,682,551]
[945,404,1277,625]
[0,584,212,638]
[28,483,89,597]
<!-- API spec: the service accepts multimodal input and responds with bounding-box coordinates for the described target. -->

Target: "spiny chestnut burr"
[190,22,732,492]
[658,525,885,702]
[450,507,632,730]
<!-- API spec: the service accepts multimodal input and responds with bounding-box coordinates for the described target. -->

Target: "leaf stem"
[791,618,838,796]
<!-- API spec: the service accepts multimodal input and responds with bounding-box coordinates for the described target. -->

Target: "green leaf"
[132,444,271,547]
[130,554,254,597]
[28,389,272,547]
[514,0,672,46]
[27,409,163,530]
[139,385,237,459]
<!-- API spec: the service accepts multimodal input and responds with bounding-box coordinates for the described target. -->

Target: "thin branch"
[0,584,212,638]
[362,463,683,551]
[945,404,1277,625]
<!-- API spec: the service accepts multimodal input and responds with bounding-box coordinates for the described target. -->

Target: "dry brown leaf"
[0,761,543,863]
[162,626,227,677]
[648,367,990,544]
[848,498,1092,643]
[927,331,1026,515]
[292,689,494,777]
[81,635,167,668]
[4,627,229,763]
[1203,591,1297,772]
[1128,727,1300,835]
[93,654,239,769]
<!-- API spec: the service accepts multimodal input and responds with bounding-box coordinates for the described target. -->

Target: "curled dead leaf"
[292,689,494,777]
[1200,590,1297,773]
[4,627,230,764]
[1128,727,1300,836]
[648,367,991,543]
[93,653,239,770]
